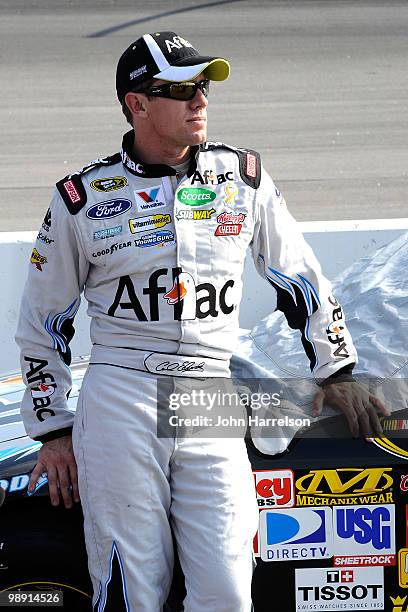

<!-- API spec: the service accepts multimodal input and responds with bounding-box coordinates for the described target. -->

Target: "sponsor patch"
[130,65,147,80]
[90,176,128,193]
[134,186,166,211]
[36,232,54,245]
[42,208,51,232]
[246,153,257,178]
[134,230,175,248]
[63,179,81,203]
[190,170,234,185]
[86,199,132,220]
[176,187,216,206]
[176,208,216,221]
[214,224,242,236]
[92,241,132,258]
[129,213,171,234]
[333,504,396,566]
[30,248,47,271]
[217,211,246,224]
[259,507,333,562]
[295,566,384,611]
[93,226,123,241]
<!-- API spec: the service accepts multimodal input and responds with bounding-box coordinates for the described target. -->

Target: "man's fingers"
[46,465,61,506]
[367,404,384,437]
[312,390,325,417]
[28,463,46,493]
[68,461,80,503]
[57,466,73,509]
[369,394,391,416]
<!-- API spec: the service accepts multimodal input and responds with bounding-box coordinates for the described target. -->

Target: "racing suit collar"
[121,130,199,178]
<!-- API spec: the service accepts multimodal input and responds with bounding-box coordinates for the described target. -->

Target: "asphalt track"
[1,0,407,230]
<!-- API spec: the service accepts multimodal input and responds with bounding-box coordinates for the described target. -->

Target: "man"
[16,31,388,611]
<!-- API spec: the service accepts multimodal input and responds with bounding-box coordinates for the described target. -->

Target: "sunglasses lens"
[169,83,197,100]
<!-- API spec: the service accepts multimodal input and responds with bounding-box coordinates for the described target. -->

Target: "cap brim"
[154,57,230,82]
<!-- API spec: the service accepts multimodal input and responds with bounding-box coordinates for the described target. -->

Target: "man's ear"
[124,92,148,118]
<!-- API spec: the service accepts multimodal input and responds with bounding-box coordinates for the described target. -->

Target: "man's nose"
[190,87,208,108]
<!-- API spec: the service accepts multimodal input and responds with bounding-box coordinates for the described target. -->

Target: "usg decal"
[333,504,396,566]
[86,199,132,220]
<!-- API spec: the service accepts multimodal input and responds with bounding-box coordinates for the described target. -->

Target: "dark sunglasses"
[139,79,210,101]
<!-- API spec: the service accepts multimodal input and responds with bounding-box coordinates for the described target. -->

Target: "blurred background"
[1,0,407,230]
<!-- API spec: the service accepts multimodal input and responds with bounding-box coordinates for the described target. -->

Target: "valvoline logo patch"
[86,199,132,220]
[134,186,166,211]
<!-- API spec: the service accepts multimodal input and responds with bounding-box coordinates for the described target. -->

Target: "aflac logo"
[86,199,132,220]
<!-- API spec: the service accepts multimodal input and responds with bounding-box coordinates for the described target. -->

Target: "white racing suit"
[16,130,357,611]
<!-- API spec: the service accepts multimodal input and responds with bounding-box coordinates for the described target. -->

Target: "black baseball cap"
[116,31,230,103]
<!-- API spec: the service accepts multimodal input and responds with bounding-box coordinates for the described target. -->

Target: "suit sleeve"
[250,167,357,380]
[15,189,89,441]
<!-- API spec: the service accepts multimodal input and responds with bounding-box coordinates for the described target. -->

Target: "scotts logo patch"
[86,199,132,220]
[129,214,171,234]
[63,179,81,203]
[30,248,47,271]
[90,176,128,193]
[176,187,216,206]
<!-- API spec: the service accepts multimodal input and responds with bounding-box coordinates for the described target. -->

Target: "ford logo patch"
[86,199,132,220]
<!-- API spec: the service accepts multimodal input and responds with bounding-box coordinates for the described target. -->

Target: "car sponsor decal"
[333,504,396,566]
[90,176,127,193]
[258,507,333,562]
[30,248,47,271]
[390,594,408,611]
[93,225,123,241]
[176,187,216,206]
[399,549,408,587]
[128,213,171,234]
[295,567,384,611]
[134,186,166,211]
[254,469,295,509]
[175,208,216,221]
[295,467,394,506]
[86,199,132,220]
[134,230,175,248]
[0,472,48,496]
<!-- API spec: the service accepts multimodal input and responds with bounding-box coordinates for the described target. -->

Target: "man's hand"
[312,381,391,438]
[28,434,80,509]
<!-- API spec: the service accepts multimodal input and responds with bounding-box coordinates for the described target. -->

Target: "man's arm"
[250,167,388,435]
[15,188,89,506]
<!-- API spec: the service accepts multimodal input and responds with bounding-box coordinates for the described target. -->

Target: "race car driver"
[16,31,389,611]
